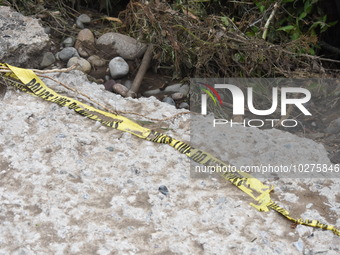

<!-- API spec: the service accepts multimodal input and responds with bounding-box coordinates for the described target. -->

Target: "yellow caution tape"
[1,63,339,237]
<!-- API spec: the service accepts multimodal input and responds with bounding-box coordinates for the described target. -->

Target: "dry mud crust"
[0,71,339,254]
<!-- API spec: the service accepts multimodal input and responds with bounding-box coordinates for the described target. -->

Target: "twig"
[127,44,154,98]
[282,49,340,64]
[262,2,279,40]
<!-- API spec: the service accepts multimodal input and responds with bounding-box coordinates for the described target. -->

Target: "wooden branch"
[262,2,279,40]
[127,44,154,98]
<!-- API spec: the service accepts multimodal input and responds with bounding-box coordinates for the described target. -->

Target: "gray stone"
[143,84,189,97]
[0,6,50,68]
[112,83,129,97]
[109,57,129,78]
[40,52,56,68]
[75,14,91,29]
[43,27,51,34]
[67,57,91,73]
[62,37,75,47]
[123,80,132,90]
[179,102,189,109]
[158,185,169,196]
[325,118,340,134]
[87,55,106,67]
[57,47,79,62]
[335,84,340,96]
[76,19,84,29]
[77,14,91,24]
[96,32,147,60]
[162,97,176,106]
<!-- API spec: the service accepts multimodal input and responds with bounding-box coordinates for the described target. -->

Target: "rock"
[171,92,185,100]
[330,151,340,164]
[0,70,338,254]
[87,55,106,67]
[76,19,84,29]
[335,84,340,96]
[40,52,56,68]
[162,97,176,106]
[75,29,95,58]
[109,57,129,78]
[123,80,132,90]
[43,27,51,34]
[0,6,50,68]
[158,185,169,196]
[57,47,79,62]
[77,14,91,24]
[76,14,91,29]
[143,84,189,97]
[62,37,75,47]
[103,80,116,92]
[67,57,91,73]
[112,83,129,97]
[179,102,189,109]
[96,32,147,60]
[325,118,340,134]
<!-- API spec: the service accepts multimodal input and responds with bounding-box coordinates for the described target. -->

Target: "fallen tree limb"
[262,2,279,40]
[127,44,154,98]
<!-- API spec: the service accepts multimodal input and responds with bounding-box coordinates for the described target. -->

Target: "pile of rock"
[39,13,145,83]
[0,7,189,108]
[39,13,190,108]
[43,27,145,78]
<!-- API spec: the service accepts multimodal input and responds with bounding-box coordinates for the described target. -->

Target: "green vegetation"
[3,0,338,78]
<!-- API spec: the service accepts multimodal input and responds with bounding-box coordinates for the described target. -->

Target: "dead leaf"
[104,17,123,24]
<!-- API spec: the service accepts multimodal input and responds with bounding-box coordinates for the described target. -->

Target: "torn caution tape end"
[1,63,339,237]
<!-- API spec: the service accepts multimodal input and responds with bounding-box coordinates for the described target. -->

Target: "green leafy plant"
[277,0,336,39]
[252,0,337,54]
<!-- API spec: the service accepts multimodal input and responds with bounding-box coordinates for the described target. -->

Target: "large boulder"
[96,32,147,60]
[0,6,50,68]
[0,71,339,253]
